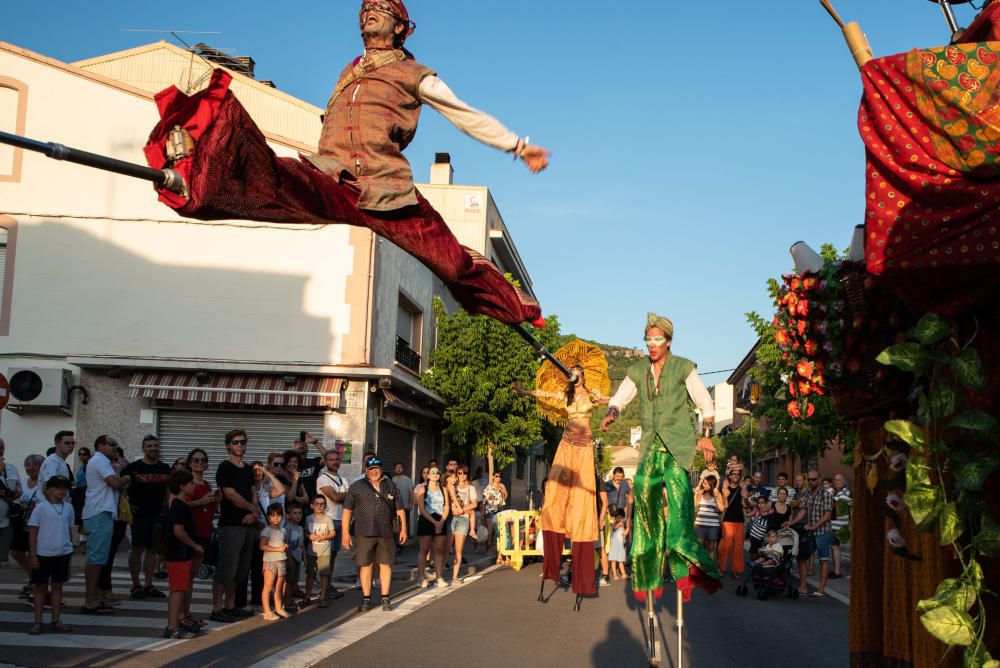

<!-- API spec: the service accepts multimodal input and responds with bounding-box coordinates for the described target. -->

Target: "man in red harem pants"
[146,0,550,326]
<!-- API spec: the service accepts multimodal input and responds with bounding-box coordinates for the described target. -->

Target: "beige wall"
[0,48,362,366]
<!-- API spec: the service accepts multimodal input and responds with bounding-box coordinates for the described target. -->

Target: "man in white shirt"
[316,450,349,599]
[81,435,130,614]
[40,431,76,485]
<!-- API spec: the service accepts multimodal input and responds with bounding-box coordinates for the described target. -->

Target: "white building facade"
[0,41,536,480]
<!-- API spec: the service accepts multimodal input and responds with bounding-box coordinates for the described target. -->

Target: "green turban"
[645,312,674,339]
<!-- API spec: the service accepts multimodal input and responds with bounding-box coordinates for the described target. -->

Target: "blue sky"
[3,1,981,382]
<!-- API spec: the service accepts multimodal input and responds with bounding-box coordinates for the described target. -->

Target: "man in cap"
[147,0,550,327]
[341,456,407,612]
[601,313,722,601]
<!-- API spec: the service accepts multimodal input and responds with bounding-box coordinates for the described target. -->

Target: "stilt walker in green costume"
[601,313,722,603]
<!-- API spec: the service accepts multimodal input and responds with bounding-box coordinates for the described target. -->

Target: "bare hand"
[695,437,715,463]
[241,513,256,525]
[398,529,407,545]
[520,145,550,173]
[30,555,40,570]
[600,415,615,431]
[341,535,352,551]
[194,545,205,555]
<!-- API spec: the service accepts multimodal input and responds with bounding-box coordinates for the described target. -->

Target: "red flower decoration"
[798,381,813,396]
[804,340,819,356]
[796,300,810,317]
[775,329,790,345]
[802,276,818,290]
[796,361,814,378]
[797,320,807,336]
[787,400,801,418]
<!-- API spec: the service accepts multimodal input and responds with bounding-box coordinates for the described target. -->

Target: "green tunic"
[625,354,700,471]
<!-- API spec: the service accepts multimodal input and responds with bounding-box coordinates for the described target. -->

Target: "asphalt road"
[314,561,848,668]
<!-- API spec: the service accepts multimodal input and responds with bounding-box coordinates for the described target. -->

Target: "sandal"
[27,623,42,635]
[130,586,147,599]
[810,591,827,598]
[275,609,291,619]
[262,612,279,621]
[143,586,166,598]
[49,621,72,633]
[80,604,115,615]
[182,615,207,628]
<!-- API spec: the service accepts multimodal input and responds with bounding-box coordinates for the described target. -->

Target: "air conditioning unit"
[6,368,73,410]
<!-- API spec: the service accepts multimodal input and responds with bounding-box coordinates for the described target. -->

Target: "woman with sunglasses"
[448,465,479,585]
[185,449,217,620]
[414,466,450,587]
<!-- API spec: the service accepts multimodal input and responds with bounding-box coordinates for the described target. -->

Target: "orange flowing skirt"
[539,425,598,542]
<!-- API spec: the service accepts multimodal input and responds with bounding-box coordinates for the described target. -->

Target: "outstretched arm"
[512,382,562,401]
[600,377,638,431]
[419,75,550,173]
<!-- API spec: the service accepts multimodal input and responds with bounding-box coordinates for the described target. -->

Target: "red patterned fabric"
[144,70,541,326]
[859,44,1000,313]
[676,565,722,603]
[961,5,1000,42]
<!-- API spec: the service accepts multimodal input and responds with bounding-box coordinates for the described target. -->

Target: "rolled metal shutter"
[376,421,414,474]
[158,410,325,485]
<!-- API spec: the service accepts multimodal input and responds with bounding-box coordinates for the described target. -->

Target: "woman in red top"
[184,448,217,627]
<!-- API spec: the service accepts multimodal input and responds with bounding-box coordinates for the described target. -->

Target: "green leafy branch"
[876,314,999,666]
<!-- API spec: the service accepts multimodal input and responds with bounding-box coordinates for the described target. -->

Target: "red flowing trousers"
[144,70,540,326]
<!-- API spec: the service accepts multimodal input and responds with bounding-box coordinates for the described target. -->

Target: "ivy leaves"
[877,312,999,662]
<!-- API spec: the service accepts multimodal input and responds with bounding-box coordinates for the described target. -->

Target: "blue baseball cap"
[365,456,383,470]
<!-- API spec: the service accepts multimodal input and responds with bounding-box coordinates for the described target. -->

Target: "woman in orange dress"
[514,366,608,597]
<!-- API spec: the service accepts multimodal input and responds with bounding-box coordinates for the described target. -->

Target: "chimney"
[430,152,453,185]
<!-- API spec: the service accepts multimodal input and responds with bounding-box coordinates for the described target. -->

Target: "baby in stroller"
[736,528,800,600]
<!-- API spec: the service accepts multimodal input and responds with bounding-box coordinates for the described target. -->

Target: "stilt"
[573,594,582,611]
[537,579,546,603]
[646,594,660,666]
[676,587,684,668]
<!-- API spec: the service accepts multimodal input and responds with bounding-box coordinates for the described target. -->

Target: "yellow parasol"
[534,339,611,425]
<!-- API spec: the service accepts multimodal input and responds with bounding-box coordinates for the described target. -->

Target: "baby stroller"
[735,527,799,601]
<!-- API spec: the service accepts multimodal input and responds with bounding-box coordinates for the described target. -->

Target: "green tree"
[421,297,564,475]
[743,243,853,468]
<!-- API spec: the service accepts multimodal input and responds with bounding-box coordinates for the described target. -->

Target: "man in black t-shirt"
[292,432,328,504]
[121,435,170,599]
[210,428,259,623]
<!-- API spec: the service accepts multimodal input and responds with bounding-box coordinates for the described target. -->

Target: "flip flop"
[810,591,826,598]
[27,624,42,635]
[49,621,73,633]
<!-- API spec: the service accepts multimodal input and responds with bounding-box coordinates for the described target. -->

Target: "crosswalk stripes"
[0,568,249,652]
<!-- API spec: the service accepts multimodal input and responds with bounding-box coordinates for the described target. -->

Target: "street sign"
[0,372,8,410]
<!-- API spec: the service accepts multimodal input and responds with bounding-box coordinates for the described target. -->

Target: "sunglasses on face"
[230,440,248,446]
[808,477,819,482]
[190,457,207,463]
[272,462,285,467]
[429,470,440,475]
[644,336,668,345]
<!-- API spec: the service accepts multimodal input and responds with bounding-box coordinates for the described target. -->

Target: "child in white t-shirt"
[27,475,75,635]
[305,496,335,608]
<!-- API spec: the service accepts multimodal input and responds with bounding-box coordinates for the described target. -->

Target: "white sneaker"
[598,576,610,587]
[436,578,449,588]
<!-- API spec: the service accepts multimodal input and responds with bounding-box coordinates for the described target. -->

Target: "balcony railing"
[395,336,421,373]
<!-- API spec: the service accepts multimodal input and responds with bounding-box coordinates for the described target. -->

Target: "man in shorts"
[789,470,834,598]
[81,435,130,614]
[341,457,406,612]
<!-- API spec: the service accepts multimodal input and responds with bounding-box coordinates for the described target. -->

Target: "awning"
[128,372,341,408]
[382,388,441,420]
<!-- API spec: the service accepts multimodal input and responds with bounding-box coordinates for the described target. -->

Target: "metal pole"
[936,0,960,35]
[508,324,576,381]
[0,130,186,194]
[749,415,753,476]
[676,587,684,668]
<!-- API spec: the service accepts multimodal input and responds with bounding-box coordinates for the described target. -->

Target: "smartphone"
[299,431,307,442]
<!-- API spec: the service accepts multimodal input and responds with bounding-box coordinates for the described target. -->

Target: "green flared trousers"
[630,437,721,591]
